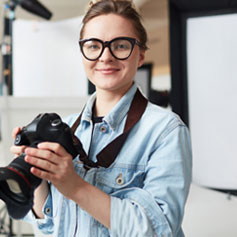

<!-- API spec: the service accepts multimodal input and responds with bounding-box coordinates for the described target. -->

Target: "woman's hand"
[10,127,27,157]
[25,142,111,228]
[24,142,80,199]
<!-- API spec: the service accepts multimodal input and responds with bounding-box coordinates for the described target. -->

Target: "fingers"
[25,146,58,166]
[10,145,27,157]
[23,142,77,197]
[30,166,52,180]
[26,155,55,174]
[24,142,72,170]
[24,143,73,182]
[23,142,73,182]
[24,148,57,180]
[37,142,71,158]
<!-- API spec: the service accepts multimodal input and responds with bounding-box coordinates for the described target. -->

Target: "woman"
[11,0,192,236]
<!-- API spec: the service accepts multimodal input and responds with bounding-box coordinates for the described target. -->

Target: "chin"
[99,83,133,94]
[94,79,120,90]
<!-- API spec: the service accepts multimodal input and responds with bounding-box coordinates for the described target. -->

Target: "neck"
[94,90,122,117]
[94,86,131,117]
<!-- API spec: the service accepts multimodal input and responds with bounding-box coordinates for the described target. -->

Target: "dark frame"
[169,0,237,126]
[169,0,237,195]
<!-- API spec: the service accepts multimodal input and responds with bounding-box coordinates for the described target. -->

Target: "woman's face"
[81,14,145,95]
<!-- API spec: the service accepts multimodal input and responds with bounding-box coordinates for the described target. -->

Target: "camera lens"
[0,179,26,203]
[6,179,22,194]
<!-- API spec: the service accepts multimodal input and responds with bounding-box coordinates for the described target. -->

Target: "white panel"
[135,69,150,97]
[13,17,87,97]
[187,14,237,189]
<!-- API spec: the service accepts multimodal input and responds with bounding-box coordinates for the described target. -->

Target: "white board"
[13,17,88,97]
[187,14,237,189]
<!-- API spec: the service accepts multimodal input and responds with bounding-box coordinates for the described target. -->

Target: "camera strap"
[71,89,148,169]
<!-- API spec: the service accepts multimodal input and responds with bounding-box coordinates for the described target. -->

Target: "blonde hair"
[88,0,133,8]
[80,0,148,50]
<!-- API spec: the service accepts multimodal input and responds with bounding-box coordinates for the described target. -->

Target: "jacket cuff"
[109,188,172,237]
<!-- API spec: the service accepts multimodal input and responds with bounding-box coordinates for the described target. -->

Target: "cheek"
[121,63,138,82]
[126,56,141,74]
[82,59,95,77]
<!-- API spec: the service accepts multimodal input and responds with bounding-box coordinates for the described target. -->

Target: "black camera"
[0,113,78,219]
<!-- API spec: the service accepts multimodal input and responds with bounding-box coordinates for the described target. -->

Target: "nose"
[99,47,114,62]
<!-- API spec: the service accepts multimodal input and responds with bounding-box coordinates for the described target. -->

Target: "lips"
[96,68,120,74]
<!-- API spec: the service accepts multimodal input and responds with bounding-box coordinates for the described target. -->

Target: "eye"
[117,44,129,50]
[84,41,101,51]
[88,44,100,50]
[112,40,131,51]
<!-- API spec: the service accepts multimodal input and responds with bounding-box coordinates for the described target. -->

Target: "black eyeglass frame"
[79,37,143,61]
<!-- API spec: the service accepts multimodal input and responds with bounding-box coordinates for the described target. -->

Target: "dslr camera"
[0,113,78,219]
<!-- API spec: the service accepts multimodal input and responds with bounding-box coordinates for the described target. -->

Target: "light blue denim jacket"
[24,84,192,237]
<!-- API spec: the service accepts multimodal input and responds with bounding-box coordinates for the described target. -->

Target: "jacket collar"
[81,84,138,130]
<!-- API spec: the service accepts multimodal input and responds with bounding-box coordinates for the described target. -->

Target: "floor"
[183,183,237,237]
[1,183,237,236]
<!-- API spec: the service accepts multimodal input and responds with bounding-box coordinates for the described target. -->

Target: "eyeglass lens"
[82,38,133,60]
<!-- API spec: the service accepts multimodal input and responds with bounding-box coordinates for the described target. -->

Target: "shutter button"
[116,173,124,185]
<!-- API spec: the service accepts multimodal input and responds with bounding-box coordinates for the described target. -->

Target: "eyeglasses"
[79,37,142,61]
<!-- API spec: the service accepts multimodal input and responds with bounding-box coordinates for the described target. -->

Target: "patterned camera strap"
[71,89,148,169]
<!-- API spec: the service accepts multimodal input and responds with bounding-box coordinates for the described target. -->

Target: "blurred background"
[0,0,237,236]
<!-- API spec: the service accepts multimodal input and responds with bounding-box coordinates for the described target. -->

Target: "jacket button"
[100,126,107,133]
[116,173,124,185]
[45,207,51,215]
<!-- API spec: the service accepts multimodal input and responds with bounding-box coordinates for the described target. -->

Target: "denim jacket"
[24,84,192,237]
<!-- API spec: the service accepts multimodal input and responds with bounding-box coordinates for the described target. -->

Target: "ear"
[138,49,145,68]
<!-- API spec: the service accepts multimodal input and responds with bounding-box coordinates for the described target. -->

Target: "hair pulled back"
[80,0,148,50]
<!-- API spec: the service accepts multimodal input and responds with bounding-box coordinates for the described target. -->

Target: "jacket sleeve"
[109,124,192,237]
[22,188,54,235]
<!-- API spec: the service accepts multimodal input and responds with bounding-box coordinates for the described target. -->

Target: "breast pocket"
[95,165,145,194]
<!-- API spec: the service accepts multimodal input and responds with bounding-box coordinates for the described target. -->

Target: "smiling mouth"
[96,68,120,74]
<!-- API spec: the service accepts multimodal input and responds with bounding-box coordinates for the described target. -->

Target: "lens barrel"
[0,153,42,219]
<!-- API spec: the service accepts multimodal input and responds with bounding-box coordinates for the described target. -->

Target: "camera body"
[14,113,78,157]
[0,113,78,219]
